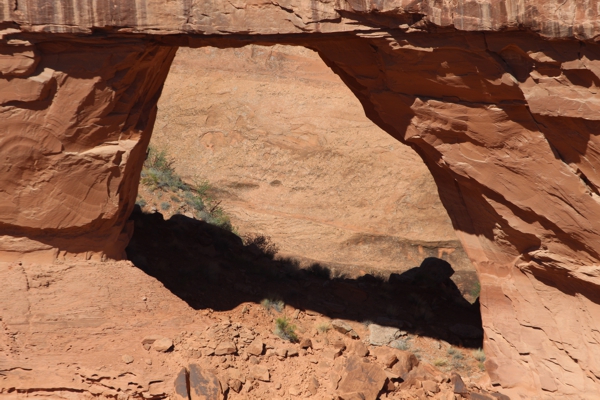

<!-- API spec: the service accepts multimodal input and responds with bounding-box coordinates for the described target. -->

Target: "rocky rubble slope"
[151,45,472,274]
[1,211,491,399]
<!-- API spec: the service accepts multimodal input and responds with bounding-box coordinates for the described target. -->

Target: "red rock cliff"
[2,1,600,398]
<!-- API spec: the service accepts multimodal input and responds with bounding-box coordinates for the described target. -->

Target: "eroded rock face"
[311,32,600,397]
[0,38,176,261]
[2,2,600,398]
[152,45,472,273]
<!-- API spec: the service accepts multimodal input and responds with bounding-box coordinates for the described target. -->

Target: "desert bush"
[141,146,188,191]
[390,339,410,351]
[471,281,481,298]
[316,322,331,333]
[138,146,237,233]
[136,198,146,208]
[306,263,331,279]
[184,191,205,212]
[274,317,298,342]
[433,358,447,367]
[473,348,486,362]
[206,207,234,232]
[243,234,279,259]
[261,298,285,313]
[160,202,171,211]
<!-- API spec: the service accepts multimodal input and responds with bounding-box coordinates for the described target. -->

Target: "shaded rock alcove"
[3,1,600,398]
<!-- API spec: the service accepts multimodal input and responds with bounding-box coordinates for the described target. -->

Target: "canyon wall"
[3,1,600,398]
[152,45,472,273]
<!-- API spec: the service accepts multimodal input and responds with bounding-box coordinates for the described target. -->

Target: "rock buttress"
[313,31,600,398]
[0,38,177,261]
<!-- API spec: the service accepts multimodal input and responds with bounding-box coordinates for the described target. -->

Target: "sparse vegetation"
[316,322,331,333]
[447,347,458,356]
[473,348,486,362]
[433,358,448,367]
[139,146,235,232]
[261,298,285,313]
[243,234,280,259]
[306,263,331,279]
[274,317,298,342]
[136,198,146,208]
[471,281,481,299]
[141,147,188,191]
[390,339,410,351]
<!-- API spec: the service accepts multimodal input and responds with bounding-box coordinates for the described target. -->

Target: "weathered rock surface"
[0,38,176,262]
[3,2,600,398]
[152,45,470,273]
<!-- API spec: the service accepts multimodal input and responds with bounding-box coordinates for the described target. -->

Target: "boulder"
[331,319,359,339]
[189,364,223,400]
[173,367,190,400]
[246,338,264,356]
[214,341,237,356]
[250,365,270,382]
[368,324,402,346]
[337,356,388,400]
[153,338,174,353]
[451,372,468,395]
[350,341,369,357]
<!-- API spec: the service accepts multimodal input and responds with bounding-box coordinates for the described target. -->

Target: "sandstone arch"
[3,1,600,398]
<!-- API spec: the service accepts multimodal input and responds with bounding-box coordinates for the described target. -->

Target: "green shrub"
[139,146,236,233]
[316,322,330,333]
[433,358,447,367]
[274,317,298,342]
[473,348,486,362]
[471,281,481,298]
[390,339,410,351]
[184,191,205,212]
[243,234,279,259]
[141,146,188,191]
[261,298,285,313]
[136,198,146,208]
[160,202,171,211]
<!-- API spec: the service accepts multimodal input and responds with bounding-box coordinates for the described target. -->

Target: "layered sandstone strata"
[151,45,472,273]
[2,1,600,398]
[0,37,176,261]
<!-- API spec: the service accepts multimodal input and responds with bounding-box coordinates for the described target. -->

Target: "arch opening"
[125,44,485,365]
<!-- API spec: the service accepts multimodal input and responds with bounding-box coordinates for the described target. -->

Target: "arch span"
[3,2,600,397]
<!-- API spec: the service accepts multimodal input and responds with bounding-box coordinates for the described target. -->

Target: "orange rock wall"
[152,45,473,273]
[312,32,600,398]
[0,38,176,261]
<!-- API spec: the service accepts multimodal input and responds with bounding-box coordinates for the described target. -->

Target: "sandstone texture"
[2,0,600,39]
[152,45,471,273]
[0,259,491,400]
[2,1,600,399]
[0,37,176,261]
